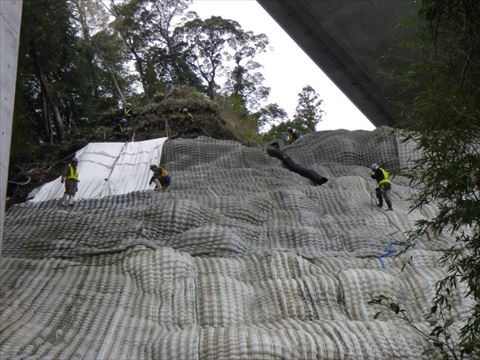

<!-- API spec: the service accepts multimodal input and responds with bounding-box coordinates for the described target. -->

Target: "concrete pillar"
[0,0,23,255]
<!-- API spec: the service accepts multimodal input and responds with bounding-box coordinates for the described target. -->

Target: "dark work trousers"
[375,183,392,210]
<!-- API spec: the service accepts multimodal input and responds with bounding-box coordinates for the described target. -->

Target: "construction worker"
[371,163,393,211]
[149,165,171,191]
[60,157,79,206]
[286,128,299,145]
[182,108,194,121]
[124,103,132,122]
[113,118,130,141]
[113,118,126,139]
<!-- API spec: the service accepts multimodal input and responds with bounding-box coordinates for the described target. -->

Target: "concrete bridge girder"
[257,0,419,127]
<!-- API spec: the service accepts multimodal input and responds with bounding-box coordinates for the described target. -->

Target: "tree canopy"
[13,0,304,162]
[261,85,324,142]
[387,0,480,356]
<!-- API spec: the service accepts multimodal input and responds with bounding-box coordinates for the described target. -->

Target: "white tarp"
[31,138,168,202]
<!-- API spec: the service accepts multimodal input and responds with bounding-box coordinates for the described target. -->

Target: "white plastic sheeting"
[30,138,167,202]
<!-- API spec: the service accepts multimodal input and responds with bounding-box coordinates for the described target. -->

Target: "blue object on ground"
[378,242,396,269]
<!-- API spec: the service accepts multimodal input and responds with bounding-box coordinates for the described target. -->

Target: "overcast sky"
[189,0,375,131]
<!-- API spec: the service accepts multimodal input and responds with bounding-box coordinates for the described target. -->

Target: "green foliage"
[174,15,270,108]
[108,0,201,96]
[388,0,480,356]
[226,30,270,111]
[216,96,261,146]
[174,16,242,98]
[256,103,288,133]
[293,85,324,134]
[368,295,458,359]
[261,120,295,143]
[12,0,272,166]
[261,85,324,142]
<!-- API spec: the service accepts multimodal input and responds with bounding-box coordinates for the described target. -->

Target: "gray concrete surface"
[257,0,419,127]
[0,0,23,255]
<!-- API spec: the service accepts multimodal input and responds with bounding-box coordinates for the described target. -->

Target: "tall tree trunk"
[42,91,53,144]
[86,52,99,98]
[52,104,64,141]
[39,70,64,141]
[107,64,127,105]
[207,80,215,99]
[130,46,150,99]
[29,42,64,141]
[74,0,99,98]
[84,37,126,104]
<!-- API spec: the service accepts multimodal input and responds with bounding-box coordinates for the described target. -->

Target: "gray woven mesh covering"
[0,128,472,359]
[395,129,423,172]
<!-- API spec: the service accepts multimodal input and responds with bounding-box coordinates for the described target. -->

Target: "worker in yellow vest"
[371,163,393,211]
[124,103,132,122]
[61,157,79,206]
[149,165,171,191]
[182,107,194,121]
[286,128,299,145]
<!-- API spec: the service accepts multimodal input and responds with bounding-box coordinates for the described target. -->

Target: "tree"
[256,103,288,134]
[15,0,78,143]
[148,0,200,87]
[261,120,295,143]
[70,0,124,114]
[12,0,130,157]
[226,30,270,111]
[388,0,480,356]
[261,86,324,142]
[105,0,201,96]
[108,0,153,98]
[175,16,241,99]
[175,16,270,105]
[292,85,323,134]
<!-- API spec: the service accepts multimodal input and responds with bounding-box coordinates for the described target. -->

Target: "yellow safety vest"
[287,132,297,144]
[67,164,78,181]
[378,168,390,186]
[160,168,169,177]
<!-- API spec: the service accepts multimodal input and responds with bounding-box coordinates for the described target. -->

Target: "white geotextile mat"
[1,130,473,359]
[30,138,168,202]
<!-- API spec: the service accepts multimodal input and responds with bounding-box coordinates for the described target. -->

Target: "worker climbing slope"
[122,103,134,141]
[286,128,299,145]
[182,107,194,121]
[149,165,171,191]
[371,163,393,211]
[60,157,80,206]
[113,118,129,141]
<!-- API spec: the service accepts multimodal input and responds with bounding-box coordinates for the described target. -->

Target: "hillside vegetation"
[9,86,260,205]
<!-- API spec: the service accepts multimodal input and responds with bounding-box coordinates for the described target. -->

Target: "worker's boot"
[152,178,162,191]
[386,199,393,211]
[60,193,68,206]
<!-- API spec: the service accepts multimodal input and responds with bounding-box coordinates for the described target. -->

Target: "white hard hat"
[72,156,79,163]
[371,163,379,170]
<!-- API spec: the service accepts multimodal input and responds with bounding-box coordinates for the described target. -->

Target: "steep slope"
[0,128,471,359]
